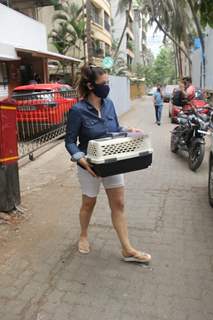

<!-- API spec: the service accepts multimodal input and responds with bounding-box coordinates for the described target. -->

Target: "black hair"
[78,64,106,98]
[183,76,192,83]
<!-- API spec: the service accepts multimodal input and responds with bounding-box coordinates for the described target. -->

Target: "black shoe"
[157,122,161,126]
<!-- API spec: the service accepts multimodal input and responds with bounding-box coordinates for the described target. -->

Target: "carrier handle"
[107,132,128,139]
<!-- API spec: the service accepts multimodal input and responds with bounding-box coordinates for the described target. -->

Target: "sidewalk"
[0,97,213,320]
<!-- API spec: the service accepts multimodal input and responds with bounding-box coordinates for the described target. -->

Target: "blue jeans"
[155,105,163,123]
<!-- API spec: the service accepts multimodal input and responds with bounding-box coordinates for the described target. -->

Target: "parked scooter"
[170,106,211,171]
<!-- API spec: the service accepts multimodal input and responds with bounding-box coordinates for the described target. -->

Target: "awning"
[16,47,82,63]
[0,43,20,61]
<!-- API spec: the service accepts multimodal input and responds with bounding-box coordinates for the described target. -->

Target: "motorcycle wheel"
[208,154,213,207]
[170,126,180,153]
[188,141,205,171]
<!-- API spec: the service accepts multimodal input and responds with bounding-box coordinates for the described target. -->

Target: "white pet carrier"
[86,132,153,177]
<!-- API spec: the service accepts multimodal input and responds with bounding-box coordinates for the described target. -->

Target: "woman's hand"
[128,128,143,133]
[78,157,97,177]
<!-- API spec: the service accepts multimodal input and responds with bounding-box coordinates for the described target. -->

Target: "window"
[105,44,111,56]
[92,40,104,58]
[91,4,103,26]
[127,55,133,70]
[0,63,8,85]
[104,12,110,32]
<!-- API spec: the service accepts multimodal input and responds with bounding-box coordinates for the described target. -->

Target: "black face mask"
[92,82,110,99]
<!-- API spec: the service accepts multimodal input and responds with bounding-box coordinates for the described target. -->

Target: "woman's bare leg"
[78,195,96,252]
[106,187,151,262]
[105,187,136,255]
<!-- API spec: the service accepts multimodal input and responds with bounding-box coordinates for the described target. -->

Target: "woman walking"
[154,87,164,125]
[65,64,151,263]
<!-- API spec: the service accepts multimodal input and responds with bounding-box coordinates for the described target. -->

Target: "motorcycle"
[170,106,211,171]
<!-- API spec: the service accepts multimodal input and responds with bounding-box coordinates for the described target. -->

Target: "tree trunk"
[113,0,133,60]
[178,48,183,78]
[176,45,180,77]
[86,0,93,64]
[82,0,87,63]
[173,43,179,79]
[186,0,205,87]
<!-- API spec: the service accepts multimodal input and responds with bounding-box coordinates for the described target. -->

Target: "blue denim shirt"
[154,91,163,106]
[65,98,123,160]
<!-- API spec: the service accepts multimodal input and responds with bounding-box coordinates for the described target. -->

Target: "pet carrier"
[86,132,153,177]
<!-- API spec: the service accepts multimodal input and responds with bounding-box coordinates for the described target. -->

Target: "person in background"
[153,87,164,125]
[65,64,151,263]
[183,76,195,101]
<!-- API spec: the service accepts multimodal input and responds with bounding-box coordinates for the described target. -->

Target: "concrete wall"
[191,49,202,88]
[37,5,56,53]
[0,4,47,51]
[205,27,213,90]
[191,27,213,90]
[109,75,130,116]
[130,82,145,99]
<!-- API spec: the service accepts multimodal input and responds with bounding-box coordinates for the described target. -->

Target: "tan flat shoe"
[122,250,151,263]
[78,238,90,254]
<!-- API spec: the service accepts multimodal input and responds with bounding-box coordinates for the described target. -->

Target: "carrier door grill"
[102,138,143,157]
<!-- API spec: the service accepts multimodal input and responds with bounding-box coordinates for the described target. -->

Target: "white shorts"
[77,166,125,198]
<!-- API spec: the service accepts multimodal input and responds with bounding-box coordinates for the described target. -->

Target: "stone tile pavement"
[0,97,213,320]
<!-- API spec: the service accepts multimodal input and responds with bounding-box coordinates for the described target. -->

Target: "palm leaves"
[141,0,192,56]
[112,55,129,76]
[49,1,85,57]
[119,0,211,67]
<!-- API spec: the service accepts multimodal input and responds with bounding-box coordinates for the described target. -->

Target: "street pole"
[0,99,20,212]
[85,0,93,64]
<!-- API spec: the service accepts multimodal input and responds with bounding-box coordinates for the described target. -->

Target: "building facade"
[37,0,112,66]
[88,0,112,65]
[132,2,143,67]
[0,0,53,19]
[110,0,135,70]
[191,27,213,90]
[0,1,80,99]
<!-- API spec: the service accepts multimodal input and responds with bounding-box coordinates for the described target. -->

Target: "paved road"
[0,97,213,320]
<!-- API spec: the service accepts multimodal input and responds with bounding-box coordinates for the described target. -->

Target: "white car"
[147,87,157,96]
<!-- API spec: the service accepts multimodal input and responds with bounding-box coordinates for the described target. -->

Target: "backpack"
[172,90,187,106]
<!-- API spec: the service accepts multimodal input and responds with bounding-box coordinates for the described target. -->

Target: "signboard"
[102,56,114,69]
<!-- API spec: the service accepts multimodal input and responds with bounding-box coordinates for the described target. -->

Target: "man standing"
[183,76,195,101]
[153,87,164,126]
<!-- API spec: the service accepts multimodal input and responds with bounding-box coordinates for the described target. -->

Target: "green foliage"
[50,0,62,10]
[134,63,156,87]
[49,1,85,57]
[111,56,128,76]
[135,46,176,86]
[127,39,134,51]
[152,46,176,85]
[199,0,213,28]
